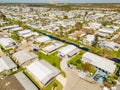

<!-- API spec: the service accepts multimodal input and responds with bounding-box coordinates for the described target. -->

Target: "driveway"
[63,68,102,90]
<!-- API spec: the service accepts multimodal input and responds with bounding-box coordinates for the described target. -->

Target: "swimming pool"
[92,70,106,84]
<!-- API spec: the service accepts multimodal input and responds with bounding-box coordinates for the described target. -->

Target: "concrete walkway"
[56,75,67,87]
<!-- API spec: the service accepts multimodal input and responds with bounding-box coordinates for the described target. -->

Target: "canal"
[40,31,89,51]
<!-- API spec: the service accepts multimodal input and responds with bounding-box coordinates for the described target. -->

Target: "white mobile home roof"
[58,45,79,56]
[0,58,9,72]
[18,30,31,36]
[97,32,109,37]
[13,50,37,65]
[35,36,51,43]
[27,60,60,85]
[11,27,23,31]
[21,33,32,38]
[15,72,38,90]
[0,21,7,25]
[89,23,101,29]
[3,56,17,70]
[99,41,120,51]
[98,27,115,34]
[86,35,95,42]
[43,42,64,53]
[0,57,17,72]
[1,25,19,30]
[82,52,116,74]
[18,30,38,38]
[0,38,16,49]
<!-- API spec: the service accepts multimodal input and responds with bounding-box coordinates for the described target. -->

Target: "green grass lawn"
[42,79,63,90]
[68,50,85,64]
[36,51,61,70]
[68,54,82,64]
[68,54,83,69]
[68,50,85,69]
[11,32,22,43]
[68,51,96,73]
[114,50,120,58]
[62,36,83,45]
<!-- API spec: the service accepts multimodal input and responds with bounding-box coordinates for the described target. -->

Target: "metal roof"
[15,72,38,90]
[13,50,37,65]
[82,52,116,74]
[0,57,17,72]
[27,60,60,85]
[58,45,79,56]
[3,56,17,69]
[35,36,51,43]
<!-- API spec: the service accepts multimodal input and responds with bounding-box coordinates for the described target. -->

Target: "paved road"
[117,85,120,90]
[60,56,69,71]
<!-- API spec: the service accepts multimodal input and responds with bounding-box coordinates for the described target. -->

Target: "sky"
[0,0,120,3]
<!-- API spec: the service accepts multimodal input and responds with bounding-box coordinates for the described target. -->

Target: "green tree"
[92,34,98,47]
[83,62,91,71]
[75,22,83,30]
[76,59,81,64]
[53,82,58,88]
[63,15,68,19]
[82,62,96,73]
[52,62,56,67]
[101,21,108,26]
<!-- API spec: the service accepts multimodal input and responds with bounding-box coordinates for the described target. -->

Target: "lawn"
[68,54,83,69]
[62,36,83,45]
[0,45,13,54]
[67,50,85,69]
[42,79,63,90]
[114,50,120,58]
[68,50,96,73]
[36,51,61,70]
[11,31,22,43]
